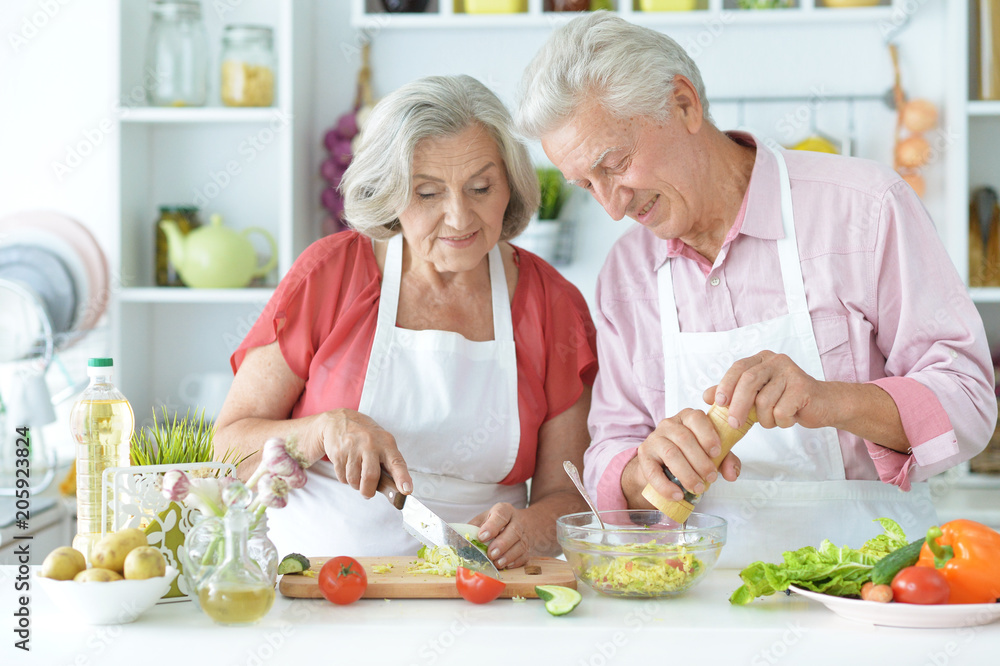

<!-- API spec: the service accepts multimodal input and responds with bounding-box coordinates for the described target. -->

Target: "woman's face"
[398,124,511,274]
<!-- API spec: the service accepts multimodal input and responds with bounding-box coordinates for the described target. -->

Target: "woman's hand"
[469,503,530,570]
[312,409,413,499]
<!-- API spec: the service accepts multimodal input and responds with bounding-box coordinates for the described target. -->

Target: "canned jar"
[155,206,201,286]
[145,0,209,107]
[220,25,276,107]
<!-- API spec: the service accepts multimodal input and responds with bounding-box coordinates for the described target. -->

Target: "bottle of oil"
[70,358,134,563]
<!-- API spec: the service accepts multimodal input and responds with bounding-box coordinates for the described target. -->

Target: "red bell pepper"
[916,519,1000,604]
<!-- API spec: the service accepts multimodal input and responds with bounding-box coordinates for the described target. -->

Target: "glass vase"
[181,510,278,612]
[193,507,276,626]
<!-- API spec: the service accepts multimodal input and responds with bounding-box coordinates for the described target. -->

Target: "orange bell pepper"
[916,519,1000,604]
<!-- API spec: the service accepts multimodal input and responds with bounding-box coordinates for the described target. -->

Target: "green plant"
[130,407,248,467]
[537,167,570,221]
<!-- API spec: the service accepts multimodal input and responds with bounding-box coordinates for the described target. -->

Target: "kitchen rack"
[352,0,905,30]
[111,0,314,421]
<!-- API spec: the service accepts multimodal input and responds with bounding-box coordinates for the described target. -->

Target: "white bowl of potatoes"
[36,529,178,625]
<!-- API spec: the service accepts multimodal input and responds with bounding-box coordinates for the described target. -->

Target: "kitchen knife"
[377,469,501,579]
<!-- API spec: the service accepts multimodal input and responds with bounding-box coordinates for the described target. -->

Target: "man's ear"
[672,74,703,134]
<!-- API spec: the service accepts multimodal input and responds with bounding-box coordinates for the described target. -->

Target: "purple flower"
[161,470,191,502]
[255,474,290,510]
[282,465,308,490]
[262,438,298,477]
[185,477,224,517]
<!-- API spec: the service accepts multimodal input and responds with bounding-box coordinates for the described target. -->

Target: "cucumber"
[277,553,311,575]
[870,537,926,586]
[535,585,582,616]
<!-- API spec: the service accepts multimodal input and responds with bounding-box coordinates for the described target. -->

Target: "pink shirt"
[232,231,599,485]
[585,133,996,510]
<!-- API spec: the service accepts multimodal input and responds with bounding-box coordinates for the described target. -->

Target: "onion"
[336,112,359,139]
[895,135,931,168]
[330,137,353,166]
[320,157,346,185]
[323,128,342,153]
[900,171,926,198]
[901,99,938,134]
[321,186,343,213]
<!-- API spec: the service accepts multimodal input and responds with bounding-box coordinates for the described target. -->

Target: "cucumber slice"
[535,585,582,616]
[277,553,311,575]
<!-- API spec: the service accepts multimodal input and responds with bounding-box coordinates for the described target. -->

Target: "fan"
[0,210,110,497]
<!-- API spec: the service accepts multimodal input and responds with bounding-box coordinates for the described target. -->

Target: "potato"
[40,547,87,581]
[123,547,167,580]
[74,568,123,583]
[90,528,148,574]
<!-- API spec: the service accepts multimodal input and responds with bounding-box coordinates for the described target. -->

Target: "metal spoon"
[563,460,606,530]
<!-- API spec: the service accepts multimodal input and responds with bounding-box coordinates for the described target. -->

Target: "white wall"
[1,1,950,308]
[0,0,950,457]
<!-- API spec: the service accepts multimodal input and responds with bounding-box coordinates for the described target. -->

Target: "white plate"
[789,585,1000,628]
[0,210,108,331]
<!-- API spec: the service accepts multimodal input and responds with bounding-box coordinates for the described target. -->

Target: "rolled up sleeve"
[865,182,997,488]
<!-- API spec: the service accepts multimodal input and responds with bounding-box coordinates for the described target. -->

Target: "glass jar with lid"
[155,206,201,286]
[144,0,209,107]
[220,25,276,108]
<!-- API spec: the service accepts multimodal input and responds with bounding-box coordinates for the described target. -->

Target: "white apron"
[268,235,526,557]
[657,145,938,568]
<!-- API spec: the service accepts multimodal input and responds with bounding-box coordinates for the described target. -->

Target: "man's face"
[540,91,704,242]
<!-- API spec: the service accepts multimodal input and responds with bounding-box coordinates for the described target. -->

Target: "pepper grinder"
[641,404,757,524]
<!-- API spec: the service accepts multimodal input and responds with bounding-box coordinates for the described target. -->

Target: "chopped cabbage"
[576,541,705,595]
[407,546,462,577]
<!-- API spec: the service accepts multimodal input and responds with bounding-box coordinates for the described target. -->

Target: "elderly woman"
[516,13,995,566]
[214,75,597,569]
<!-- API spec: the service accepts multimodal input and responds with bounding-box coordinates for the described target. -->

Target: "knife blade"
[377,469,501,579]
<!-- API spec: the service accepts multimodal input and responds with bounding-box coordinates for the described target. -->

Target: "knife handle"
[377,468,407,510]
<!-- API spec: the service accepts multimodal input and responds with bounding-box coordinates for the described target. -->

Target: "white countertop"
[3,565,999,666]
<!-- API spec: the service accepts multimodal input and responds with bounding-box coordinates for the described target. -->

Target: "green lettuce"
[729,518,908,605]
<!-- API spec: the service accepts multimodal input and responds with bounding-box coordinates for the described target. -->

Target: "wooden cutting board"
[278,556,576,599]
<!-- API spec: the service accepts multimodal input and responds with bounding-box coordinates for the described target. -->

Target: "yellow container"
[821,0,880,7]
[639,0,697,10]
[462,0,527,13]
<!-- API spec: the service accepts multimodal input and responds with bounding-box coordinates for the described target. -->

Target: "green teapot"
[160,213,277,288]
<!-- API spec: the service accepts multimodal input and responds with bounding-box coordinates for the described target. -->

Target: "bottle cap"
[88,358,114,367]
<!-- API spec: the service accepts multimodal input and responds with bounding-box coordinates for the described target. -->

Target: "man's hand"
[707,350,836,432]
[622,408,742,508]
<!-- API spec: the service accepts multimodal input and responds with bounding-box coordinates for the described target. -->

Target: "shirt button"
[950,350,958,359]
[710,277,720,286]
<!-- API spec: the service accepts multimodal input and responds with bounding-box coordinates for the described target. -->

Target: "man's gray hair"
[516,11,711,139]
[341,74,539,240]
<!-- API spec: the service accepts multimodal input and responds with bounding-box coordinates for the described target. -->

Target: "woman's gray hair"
[341,74,539,240]
[516,11,711,139]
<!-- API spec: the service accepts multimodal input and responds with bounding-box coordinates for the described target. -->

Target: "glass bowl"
[557,511,726,598]
[36,567,178,625]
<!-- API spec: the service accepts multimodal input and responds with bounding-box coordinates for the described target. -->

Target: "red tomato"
[455,566,505,604]
[318,556,368,605]
[891,566,950,605]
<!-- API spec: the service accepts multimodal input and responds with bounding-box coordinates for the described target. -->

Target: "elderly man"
[516,12,995,566]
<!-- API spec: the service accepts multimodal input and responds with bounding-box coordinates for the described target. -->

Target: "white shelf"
[968,100,1000,117]
[119,287,275,304]
[351,1,900,29]
[112,0,313,419]
[970,288,1000,303]
[121,107,287,124]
